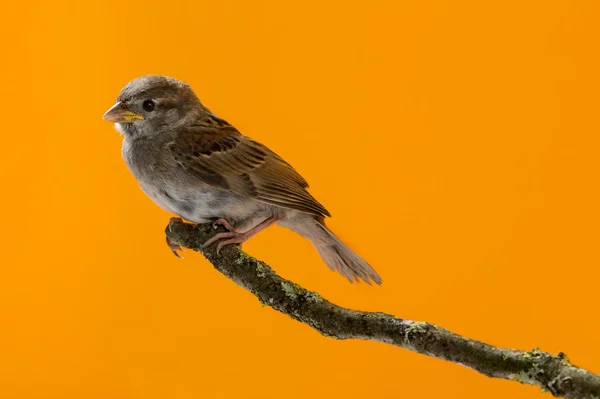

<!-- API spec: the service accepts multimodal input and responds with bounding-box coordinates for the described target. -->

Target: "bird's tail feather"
[281,215,382,285]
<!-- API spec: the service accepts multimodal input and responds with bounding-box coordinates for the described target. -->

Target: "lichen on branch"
[165,219,600,399]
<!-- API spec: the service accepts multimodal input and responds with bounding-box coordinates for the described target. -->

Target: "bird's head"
[103,75,204,137]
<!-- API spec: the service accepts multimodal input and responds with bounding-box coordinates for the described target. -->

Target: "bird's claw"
[166,235,183,258]
[166,217,184,257]
[203,231,244,255]
[168,217,183,232]
[212,218,235,231]
[203,219,247,255]
[203,217,277,255]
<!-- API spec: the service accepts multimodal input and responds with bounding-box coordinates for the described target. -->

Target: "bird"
[103,75,382,284]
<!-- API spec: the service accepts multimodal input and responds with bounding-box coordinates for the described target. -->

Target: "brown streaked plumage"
[103,74,382,284]
[169,129,331,217]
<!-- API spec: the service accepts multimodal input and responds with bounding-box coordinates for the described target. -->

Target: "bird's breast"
[121,136,248,223]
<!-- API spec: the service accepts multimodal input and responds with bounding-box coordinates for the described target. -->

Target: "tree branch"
[165,219,600,399]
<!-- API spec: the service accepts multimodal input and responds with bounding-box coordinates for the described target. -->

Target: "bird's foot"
[212,218,236,231]
[203,217,279,255]
[166,217,184,258]
[202,220,246,255]
[168,217,184,232]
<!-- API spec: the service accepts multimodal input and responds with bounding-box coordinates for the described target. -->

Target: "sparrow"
[103,75,382,284]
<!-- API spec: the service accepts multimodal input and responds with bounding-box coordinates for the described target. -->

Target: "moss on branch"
[165,219,600,399]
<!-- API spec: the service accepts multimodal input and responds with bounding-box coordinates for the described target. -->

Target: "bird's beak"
[102,102,144,123]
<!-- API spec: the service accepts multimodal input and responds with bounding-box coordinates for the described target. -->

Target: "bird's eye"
[142,100,155,112]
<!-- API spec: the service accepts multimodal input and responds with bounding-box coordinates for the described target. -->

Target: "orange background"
[1,1,599,398]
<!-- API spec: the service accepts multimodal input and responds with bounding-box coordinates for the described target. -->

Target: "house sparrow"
[103,75,382,284]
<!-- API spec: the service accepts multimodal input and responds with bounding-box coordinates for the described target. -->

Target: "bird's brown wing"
[169,129,331,217]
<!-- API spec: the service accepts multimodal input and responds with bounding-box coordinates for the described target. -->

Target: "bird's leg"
[201,220,243,249]
[212,218,236,231]
[166,217,183,258]
[203,217,279,255]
